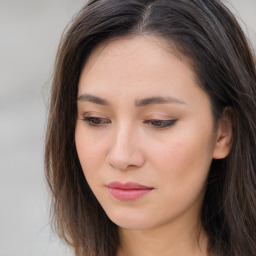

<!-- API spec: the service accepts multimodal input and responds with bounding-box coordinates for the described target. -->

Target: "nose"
[106,125,145,171]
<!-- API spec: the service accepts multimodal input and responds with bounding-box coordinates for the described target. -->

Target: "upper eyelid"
[144,119,177,126]
[81,114,176,121]
[146,119,176,121]
[82,116,110,121]
[81,112,177,121]
[144,119,177,123]
[82,112,109,118]
[144,117,176,120]
[81,116,177,129]
[143,118,177,123]
[82,116,111,126]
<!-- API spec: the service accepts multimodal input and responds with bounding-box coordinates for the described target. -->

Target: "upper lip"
[107,181,153,190]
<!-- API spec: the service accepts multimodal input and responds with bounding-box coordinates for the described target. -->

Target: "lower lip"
[107,187,152,201]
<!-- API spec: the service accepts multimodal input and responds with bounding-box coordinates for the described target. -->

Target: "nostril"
[106,145,145,171]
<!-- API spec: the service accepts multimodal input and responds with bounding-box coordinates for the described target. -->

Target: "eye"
[82,117,111,126]
[144,119,177,129]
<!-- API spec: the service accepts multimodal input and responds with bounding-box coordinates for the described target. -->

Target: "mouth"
[106,181,153,201]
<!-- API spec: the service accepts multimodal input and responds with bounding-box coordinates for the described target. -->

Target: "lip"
[107,181,153,201]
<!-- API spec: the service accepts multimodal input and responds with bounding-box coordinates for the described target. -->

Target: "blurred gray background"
[0,1,255,256]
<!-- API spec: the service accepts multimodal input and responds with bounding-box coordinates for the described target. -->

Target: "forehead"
[77,35,211,110]
[79,35,196,88]
[83,35,187,71]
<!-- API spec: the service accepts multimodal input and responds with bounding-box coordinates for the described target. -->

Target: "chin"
[105,209,156,230]
[112,219,151,230]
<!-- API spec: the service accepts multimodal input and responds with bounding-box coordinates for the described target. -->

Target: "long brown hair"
[45,1,256,255]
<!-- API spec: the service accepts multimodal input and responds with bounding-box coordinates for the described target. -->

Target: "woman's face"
[75,35,219,230]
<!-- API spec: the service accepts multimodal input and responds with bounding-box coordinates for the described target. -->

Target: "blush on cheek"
[161,141,187,163]
[160,137,210,181]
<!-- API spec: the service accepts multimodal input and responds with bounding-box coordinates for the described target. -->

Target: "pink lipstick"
[107,182,153,201]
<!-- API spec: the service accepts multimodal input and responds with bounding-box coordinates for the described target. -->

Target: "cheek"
[153,128,214,197]
[75,126,106,174]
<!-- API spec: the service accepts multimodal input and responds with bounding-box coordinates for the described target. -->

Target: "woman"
[45,0,256,255]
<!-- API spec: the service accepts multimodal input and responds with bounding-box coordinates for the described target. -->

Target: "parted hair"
[45,0,256,255]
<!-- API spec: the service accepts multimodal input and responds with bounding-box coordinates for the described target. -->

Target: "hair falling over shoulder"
[45,1,256,255]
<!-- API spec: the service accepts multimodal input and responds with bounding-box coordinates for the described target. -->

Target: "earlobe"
[213,107,235,159]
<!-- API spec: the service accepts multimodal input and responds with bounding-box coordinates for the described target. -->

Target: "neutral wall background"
[0,1,255,256]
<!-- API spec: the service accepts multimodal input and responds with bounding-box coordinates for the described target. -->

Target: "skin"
[75,35,233,256]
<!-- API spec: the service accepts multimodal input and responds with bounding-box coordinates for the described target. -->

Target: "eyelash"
[82,117,111,126]
[143,119,177,128]
[82,116,177,129]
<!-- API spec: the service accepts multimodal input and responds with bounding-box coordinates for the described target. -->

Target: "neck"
[117,217,208,256]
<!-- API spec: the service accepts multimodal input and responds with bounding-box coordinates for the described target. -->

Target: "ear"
[213,107,235,159]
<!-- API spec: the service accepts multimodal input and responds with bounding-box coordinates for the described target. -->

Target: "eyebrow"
[77,94,186,106]
[135,96,186,107]
[77,94,110,105]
